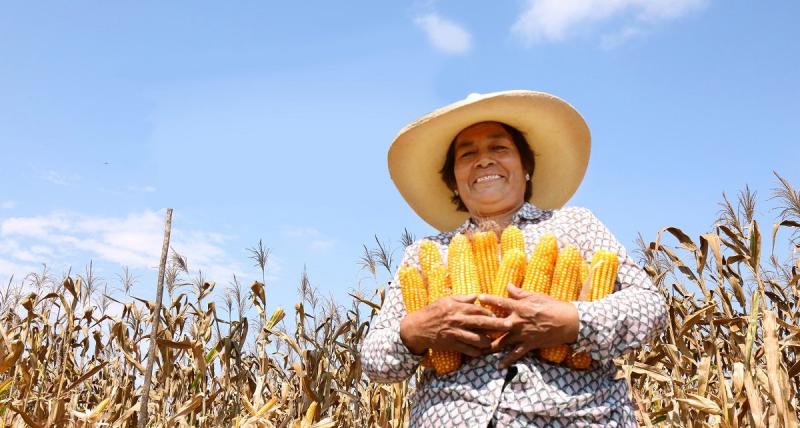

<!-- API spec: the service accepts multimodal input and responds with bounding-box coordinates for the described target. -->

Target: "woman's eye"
[459,151,476,158]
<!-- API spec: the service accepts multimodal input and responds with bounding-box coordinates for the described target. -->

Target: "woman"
[360,91,667,427]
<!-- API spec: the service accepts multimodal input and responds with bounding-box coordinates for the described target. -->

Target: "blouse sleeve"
[569,208,668,361]
[359,242,426,383]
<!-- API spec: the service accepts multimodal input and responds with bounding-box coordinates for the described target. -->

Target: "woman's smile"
[474,174,503,184]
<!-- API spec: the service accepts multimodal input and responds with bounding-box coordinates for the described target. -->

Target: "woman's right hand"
[399,294,512,357]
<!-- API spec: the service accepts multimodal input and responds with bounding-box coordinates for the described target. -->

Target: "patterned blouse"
[360,203,668,427]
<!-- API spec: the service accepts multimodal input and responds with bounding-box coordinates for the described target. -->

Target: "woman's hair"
[439,122,535,212]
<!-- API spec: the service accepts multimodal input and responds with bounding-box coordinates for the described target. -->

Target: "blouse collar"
[453,202,551,234]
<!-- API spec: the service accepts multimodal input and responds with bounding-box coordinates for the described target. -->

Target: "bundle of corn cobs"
[398,225,619,375]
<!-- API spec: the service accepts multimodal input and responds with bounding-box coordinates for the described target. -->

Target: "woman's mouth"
[474,174,503,184]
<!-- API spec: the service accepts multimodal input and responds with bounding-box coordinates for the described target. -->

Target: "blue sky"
[1,1,798,312]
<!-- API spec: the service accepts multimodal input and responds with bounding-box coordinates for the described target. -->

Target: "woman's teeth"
[476,175,501,183]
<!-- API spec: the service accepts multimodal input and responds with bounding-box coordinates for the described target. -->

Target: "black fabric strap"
[487,365,519,427]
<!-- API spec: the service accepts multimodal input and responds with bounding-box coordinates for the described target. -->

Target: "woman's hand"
[400,294,512,358]
[478,285,580,368]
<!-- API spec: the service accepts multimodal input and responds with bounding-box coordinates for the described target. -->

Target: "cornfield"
[1,173,798,427]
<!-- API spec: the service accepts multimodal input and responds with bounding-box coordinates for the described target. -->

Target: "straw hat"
[388,90,591,232]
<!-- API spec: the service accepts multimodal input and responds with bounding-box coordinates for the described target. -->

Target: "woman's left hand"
[478,284,580,368]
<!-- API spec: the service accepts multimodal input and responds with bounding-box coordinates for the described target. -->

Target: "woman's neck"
[469,201,525,230]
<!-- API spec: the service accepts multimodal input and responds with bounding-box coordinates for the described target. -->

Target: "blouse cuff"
[571,300,615,361]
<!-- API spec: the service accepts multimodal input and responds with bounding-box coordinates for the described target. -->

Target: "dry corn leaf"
[676,393,721,415]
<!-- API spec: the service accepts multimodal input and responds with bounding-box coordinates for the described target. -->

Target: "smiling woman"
[361,90,668,427]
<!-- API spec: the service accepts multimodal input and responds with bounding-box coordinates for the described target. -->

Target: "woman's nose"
[475,153,495,168]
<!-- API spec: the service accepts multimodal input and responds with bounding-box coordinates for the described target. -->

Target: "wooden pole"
[138,208,173,428]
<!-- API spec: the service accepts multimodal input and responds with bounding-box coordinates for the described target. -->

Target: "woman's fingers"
[440,296,494,317]
[458,302,496,317]
[454,329,493,349]
[449,294,479,304]
[429,333,485,357]
[499,344,533,368]
[449,342,485,358]
[506,284,533,299]
[490,329,520,352]
[459,314,512,332]
[477,294,517,313]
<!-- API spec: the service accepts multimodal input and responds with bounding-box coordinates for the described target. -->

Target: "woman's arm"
[570,207,668,361]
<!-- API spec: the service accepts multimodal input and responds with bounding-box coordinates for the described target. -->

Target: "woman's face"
[452,122,527,219]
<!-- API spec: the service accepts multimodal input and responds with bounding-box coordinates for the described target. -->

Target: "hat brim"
[388,90,591,232]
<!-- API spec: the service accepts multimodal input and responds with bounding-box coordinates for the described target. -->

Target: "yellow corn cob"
[579,261,589,291]
[521,234,558,294]
[418,239,442,280]
[448,234,480,296]
[549,245,583,302]
[398,265,428,313]
[565,351,593,370]
[539,345,569,366]
[539,245,582,364]
[492,249,526,298]
[568,250,620,370]
[500,225,525,258]
[485,248,526,338]
[426,271,462,374]
[471,231,499,295]
[399,264,438,370]
[426,264,449,304]
[590,250,619,301]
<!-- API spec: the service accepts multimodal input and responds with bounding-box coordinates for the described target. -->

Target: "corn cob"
[399,264,433,369]
[485,248,526,338]
[426,263,449,302]
[448,234,480,296]
[565,351,593,370]
[550,245,583,302]
[471,231,499,295]
[399,264,428,313]
[590,250,619,301]
[426,263,462,374]
[521,234,558,294]
[539,245,582,364]
[500,225,525,258]
[492,249,526,298]
[568,250,620,370]
[579,261,590,292]
[418,239,442,280]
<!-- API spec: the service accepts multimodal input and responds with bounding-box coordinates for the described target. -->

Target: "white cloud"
[309,239,335,251]
[636,0,708,21]
[414,13,472,55]
[511,0,708,45]
[128,185,157,193]
[41,170,78,186]
[0,256,37,280]
[0,210,247,283]
[601,25,643,49]
[284,227,324,238]
[283,227,335,252]
[0,201,17,210]
[2,212,75,239]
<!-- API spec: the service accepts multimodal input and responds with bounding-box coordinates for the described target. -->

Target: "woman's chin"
[466,200,521,218]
